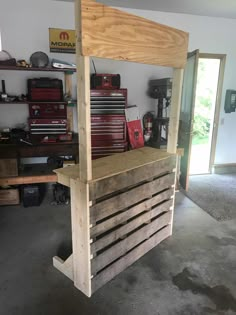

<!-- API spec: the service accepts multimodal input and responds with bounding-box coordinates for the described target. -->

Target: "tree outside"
[190,58,220,174]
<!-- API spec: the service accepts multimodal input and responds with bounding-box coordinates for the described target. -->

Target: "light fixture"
[0,32,12,61]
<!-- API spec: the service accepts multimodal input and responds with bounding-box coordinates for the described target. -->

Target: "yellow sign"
[49,28,76,54]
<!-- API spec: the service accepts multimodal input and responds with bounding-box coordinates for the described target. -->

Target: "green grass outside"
[192,135,209,145]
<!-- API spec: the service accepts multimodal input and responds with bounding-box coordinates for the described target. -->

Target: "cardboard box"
[0,159,18,178]
[0,189,20,205]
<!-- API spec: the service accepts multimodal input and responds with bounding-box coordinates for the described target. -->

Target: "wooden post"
[75,0,92,181]
[71,0,92,297]
[167,68,184,154]
[70,179,92,297]
[65,72,73,98]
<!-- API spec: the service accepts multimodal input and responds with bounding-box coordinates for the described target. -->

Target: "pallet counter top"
[55,147,175,187]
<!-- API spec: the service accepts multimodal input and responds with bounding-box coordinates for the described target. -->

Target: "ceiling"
[57,0,236,19]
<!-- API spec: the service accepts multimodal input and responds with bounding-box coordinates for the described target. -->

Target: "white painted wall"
[0,0,235,163]
[0,0,170,133]
[122,8,236,165]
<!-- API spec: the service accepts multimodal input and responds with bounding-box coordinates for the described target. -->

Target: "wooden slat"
[91,199,173,254]
[92,225,171,293]
[91,187,174,235]
[167,68,184,154]
[90,172,175,223]
[70,179,91,297]
[80,0,188,68]
[91,211,172,274]
[90,155,176,200]
[76,0,92,181]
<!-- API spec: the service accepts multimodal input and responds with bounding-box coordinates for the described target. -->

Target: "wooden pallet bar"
[53,0,189,297]
[54,147,176,296]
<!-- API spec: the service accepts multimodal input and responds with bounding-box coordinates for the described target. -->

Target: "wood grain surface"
[91,225,172,292]
[80,0,188,68]
[54,147,175,187]
[91,211,172,274]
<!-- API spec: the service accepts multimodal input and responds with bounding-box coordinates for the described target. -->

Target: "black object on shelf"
[30,51,49,68]
[21,184,45,207]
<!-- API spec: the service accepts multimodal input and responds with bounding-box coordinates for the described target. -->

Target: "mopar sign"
[49,28,76,53]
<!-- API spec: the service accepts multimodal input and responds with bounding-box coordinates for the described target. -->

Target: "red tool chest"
[29,103,67,118]
[92,143,128,159]
[29,119,67,135]
[90,89,128,159]
[27,78,63,102]
[91,115,127,142]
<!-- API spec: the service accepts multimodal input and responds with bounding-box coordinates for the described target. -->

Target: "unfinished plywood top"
[80,0,189,68]
[55,147,174,187]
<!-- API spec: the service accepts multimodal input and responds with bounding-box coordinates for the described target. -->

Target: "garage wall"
[0,0,236,164]
[122,8,236,165]
[0,0,171,134]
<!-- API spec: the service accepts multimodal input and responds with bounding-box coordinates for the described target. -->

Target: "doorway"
[189,54,226,175]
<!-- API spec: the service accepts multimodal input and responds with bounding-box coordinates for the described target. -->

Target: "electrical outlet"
[221,118,224,125]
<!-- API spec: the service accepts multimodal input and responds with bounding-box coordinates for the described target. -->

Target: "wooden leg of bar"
[70,178,92,297]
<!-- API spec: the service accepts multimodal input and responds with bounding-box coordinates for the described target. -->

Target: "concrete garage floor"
[0,192,236,315]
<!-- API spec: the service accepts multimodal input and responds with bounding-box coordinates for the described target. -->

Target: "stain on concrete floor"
[173,268,236,312]
[0,192,236,315]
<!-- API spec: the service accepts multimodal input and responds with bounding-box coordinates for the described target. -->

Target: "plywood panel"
[80,0,188,68]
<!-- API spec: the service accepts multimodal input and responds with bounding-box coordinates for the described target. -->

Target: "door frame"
[198,53,226,173]
[179,50,199,190]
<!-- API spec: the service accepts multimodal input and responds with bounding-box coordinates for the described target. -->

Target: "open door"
[178,50,199,190]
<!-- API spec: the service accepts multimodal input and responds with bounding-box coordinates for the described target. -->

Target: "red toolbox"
[91,115,127,142]
[28,78,63,102]
[90,89,127,114]
[29,103,67,118]
[92,142,128,159]
[90,89,128,159]
[29,118,67,135]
